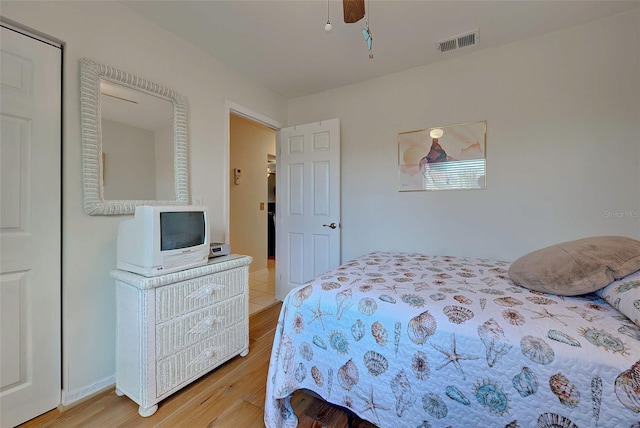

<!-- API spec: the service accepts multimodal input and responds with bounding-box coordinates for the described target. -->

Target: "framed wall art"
[398,120,487,191]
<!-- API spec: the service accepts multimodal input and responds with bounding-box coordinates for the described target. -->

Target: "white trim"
[226,101,281,131]
[61,376,115,406]
[0,20,62,49]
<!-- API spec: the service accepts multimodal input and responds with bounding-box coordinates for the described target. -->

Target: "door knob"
[322,222,337,229]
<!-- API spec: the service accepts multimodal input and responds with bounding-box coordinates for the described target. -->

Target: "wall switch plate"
[260,202,265,210]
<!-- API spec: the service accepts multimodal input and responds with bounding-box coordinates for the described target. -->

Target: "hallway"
[248,258,277,314]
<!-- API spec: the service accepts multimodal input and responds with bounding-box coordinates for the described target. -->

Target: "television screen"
[160,211,206,251]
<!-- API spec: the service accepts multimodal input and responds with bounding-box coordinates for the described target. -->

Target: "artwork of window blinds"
[422,158,486,190]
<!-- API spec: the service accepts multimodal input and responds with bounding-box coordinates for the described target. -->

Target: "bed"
[264,250,640,427]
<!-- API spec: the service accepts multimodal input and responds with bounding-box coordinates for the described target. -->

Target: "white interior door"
[0,26,62,427]
[276,119,340,301]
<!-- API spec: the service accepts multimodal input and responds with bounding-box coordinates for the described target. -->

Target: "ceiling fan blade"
[343,0,365,24]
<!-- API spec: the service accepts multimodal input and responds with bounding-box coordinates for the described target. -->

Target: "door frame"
[224,100,281,269]
[0,18,64,48]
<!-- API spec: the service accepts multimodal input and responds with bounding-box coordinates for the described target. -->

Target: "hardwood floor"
[19,303,376,428]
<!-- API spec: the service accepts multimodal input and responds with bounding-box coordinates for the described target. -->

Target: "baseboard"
[60,375,115,408]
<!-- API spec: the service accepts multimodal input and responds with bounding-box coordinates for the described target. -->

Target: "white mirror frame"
[80,58,189,215]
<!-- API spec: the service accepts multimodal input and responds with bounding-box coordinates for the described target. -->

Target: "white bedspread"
[265,252,640,427]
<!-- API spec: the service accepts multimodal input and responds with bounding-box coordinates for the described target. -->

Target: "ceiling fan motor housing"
[343,0,365,23]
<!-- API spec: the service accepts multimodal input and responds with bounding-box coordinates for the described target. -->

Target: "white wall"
[288,10,640,264]
[229,114,276,272]
[1,1,286,404]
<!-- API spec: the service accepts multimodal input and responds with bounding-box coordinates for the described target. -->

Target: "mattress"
[265,252,640,427]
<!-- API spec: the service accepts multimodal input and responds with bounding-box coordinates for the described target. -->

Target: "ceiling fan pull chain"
[362,13,373,59]
[365,0,373,59]
[325,0,333,32]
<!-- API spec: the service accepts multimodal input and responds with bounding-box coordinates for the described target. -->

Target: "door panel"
[288,163,304,214]
[276,119,340,300]
[0,116,29,232]
[313,161,329,215]
[288,233,304,285]
[0,26,61,427]
[0,272,24,387]
[312,234,330,277]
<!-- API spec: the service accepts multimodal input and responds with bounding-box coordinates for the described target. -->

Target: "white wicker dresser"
[111,254,252,417]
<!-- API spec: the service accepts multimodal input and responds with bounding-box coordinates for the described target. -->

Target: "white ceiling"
[122,0,639,99]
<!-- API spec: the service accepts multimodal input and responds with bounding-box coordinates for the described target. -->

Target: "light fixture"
[325,0,332,32]
[430,128,444,139]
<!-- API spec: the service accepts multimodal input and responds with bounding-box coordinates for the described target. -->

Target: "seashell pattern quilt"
[264,252,640,427]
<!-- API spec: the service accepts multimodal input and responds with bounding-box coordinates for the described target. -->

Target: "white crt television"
[117,205,210,277]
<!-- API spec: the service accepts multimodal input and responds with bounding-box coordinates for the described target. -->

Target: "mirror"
[100,81,174,200]
[80,58,189,215]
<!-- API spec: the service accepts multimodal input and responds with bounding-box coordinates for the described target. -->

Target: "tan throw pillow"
[508,236,640,296]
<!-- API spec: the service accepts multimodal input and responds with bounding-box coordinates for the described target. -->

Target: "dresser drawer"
[155,294,246,360]
[114,255,252,417]
[155,267,246,323]
[156,322,247,397]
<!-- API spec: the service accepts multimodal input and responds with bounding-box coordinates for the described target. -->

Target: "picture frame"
[398,120,487,191]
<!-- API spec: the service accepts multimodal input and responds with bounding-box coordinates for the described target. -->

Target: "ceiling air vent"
[436,30,479,53]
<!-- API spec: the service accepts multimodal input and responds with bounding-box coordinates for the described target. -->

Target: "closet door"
[0,26,62,427]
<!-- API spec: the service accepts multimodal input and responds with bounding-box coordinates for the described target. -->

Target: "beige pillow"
[508,236,640,296]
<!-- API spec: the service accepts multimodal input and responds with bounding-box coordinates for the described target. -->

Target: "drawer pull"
[188,317,221,335]
[187,284,224,300]
[186,348,217,368]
